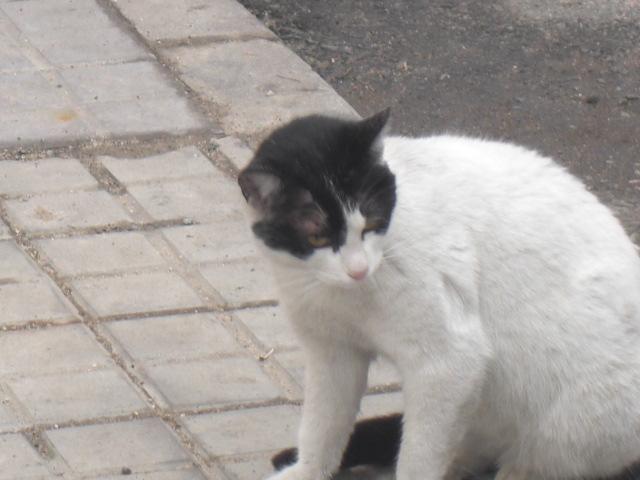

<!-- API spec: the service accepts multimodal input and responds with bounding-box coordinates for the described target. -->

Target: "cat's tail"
[271,413,403,471]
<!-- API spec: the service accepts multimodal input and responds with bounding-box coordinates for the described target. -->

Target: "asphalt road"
[239,0,640,238]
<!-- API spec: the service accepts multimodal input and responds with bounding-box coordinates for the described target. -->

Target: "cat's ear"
[358,107,390,153]
[238,169,282,213]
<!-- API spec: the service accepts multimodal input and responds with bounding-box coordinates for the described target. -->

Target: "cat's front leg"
[395,311,490,480]
[396,352,487,480]
[266,340,370,480]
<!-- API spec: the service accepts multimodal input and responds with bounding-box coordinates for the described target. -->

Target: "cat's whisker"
[284,278,323,303]
[295,283,320,301]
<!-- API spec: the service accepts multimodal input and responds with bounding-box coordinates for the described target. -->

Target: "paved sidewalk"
[0,1,400,479]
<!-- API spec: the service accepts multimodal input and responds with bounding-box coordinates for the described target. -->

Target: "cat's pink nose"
[347,267,368,281]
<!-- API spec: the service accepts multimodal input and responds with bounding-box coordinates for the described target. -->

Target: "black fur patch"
[238,110,396,258]
[271,413,403,472]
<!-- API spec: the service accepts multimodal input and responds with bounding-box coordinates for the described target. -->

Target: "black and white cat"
[238,110,640,480]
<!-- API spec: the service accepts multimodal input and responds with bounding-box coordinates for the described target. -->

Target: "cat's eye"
[308,234,331,248]
[362,218,383,236]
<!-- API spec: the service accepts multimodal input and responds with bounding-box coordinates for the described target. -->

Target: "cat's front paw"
[264,462,320,480]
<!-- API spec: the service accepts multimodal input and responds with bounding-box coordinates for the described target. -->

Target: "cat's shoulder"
[382,134,567,184]
[383,134,550,165]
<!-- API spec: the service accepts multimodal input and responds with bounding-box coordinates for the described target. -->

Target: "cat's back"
[382,134,640,311]
[383,134,574,195]
[383,135,635,255]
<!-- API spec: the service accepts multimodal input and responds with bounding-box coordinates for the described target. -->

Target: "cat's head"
[238,109,396,287]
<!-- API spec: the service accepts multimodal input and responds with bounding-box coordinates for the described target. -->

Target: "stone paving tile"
[2,0,113,36]
[47,418,190,473]
[127,176,244,223]
[4,190,132,232]
[72,271,203,317]
[0,71,69,113]
[0,279,77,326]
[0,219,10,239]
[106,314,241,363]
[0,325,111,377]
[0,31,32,72]
[222,456,273,480]
[145,357,281,409]
[234,306,298,351]
[1,0,149,67]
[227,459,387,480]
[199,259,278,306]
[8,369,146,423]
[0,402,20,431]
[36,232,167,277]
[368,359,402,389]
[213,136,254,171]
[116,0,275,41]
[60,61,182,105]
[164,39,357,138]
[86,96,205,138]
[98,469,207,480]
[359,392,404,417]
[0,158,97,196]
[184,404,300,457]
[0,240,41,282]
[0,107,92,148]
[0,434,50,479]
[100,147,215,184]
[163,221,256,265]
[0,2,207,147]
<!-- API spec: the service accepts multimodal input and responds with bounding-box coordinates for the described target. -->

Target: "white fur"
[257,135,640,480]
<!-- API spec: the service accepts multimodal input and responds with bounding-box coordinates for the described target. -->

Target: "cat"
[237,109,640,480]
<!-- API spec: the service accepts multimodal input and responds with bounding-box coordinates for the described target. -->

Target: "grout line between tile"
[95,0,219,132]
[0,197,221,476]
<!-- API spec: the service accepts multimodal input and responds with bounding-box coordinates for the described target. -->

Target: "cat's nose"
[342,248,368,280]
[347,267,368,281]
